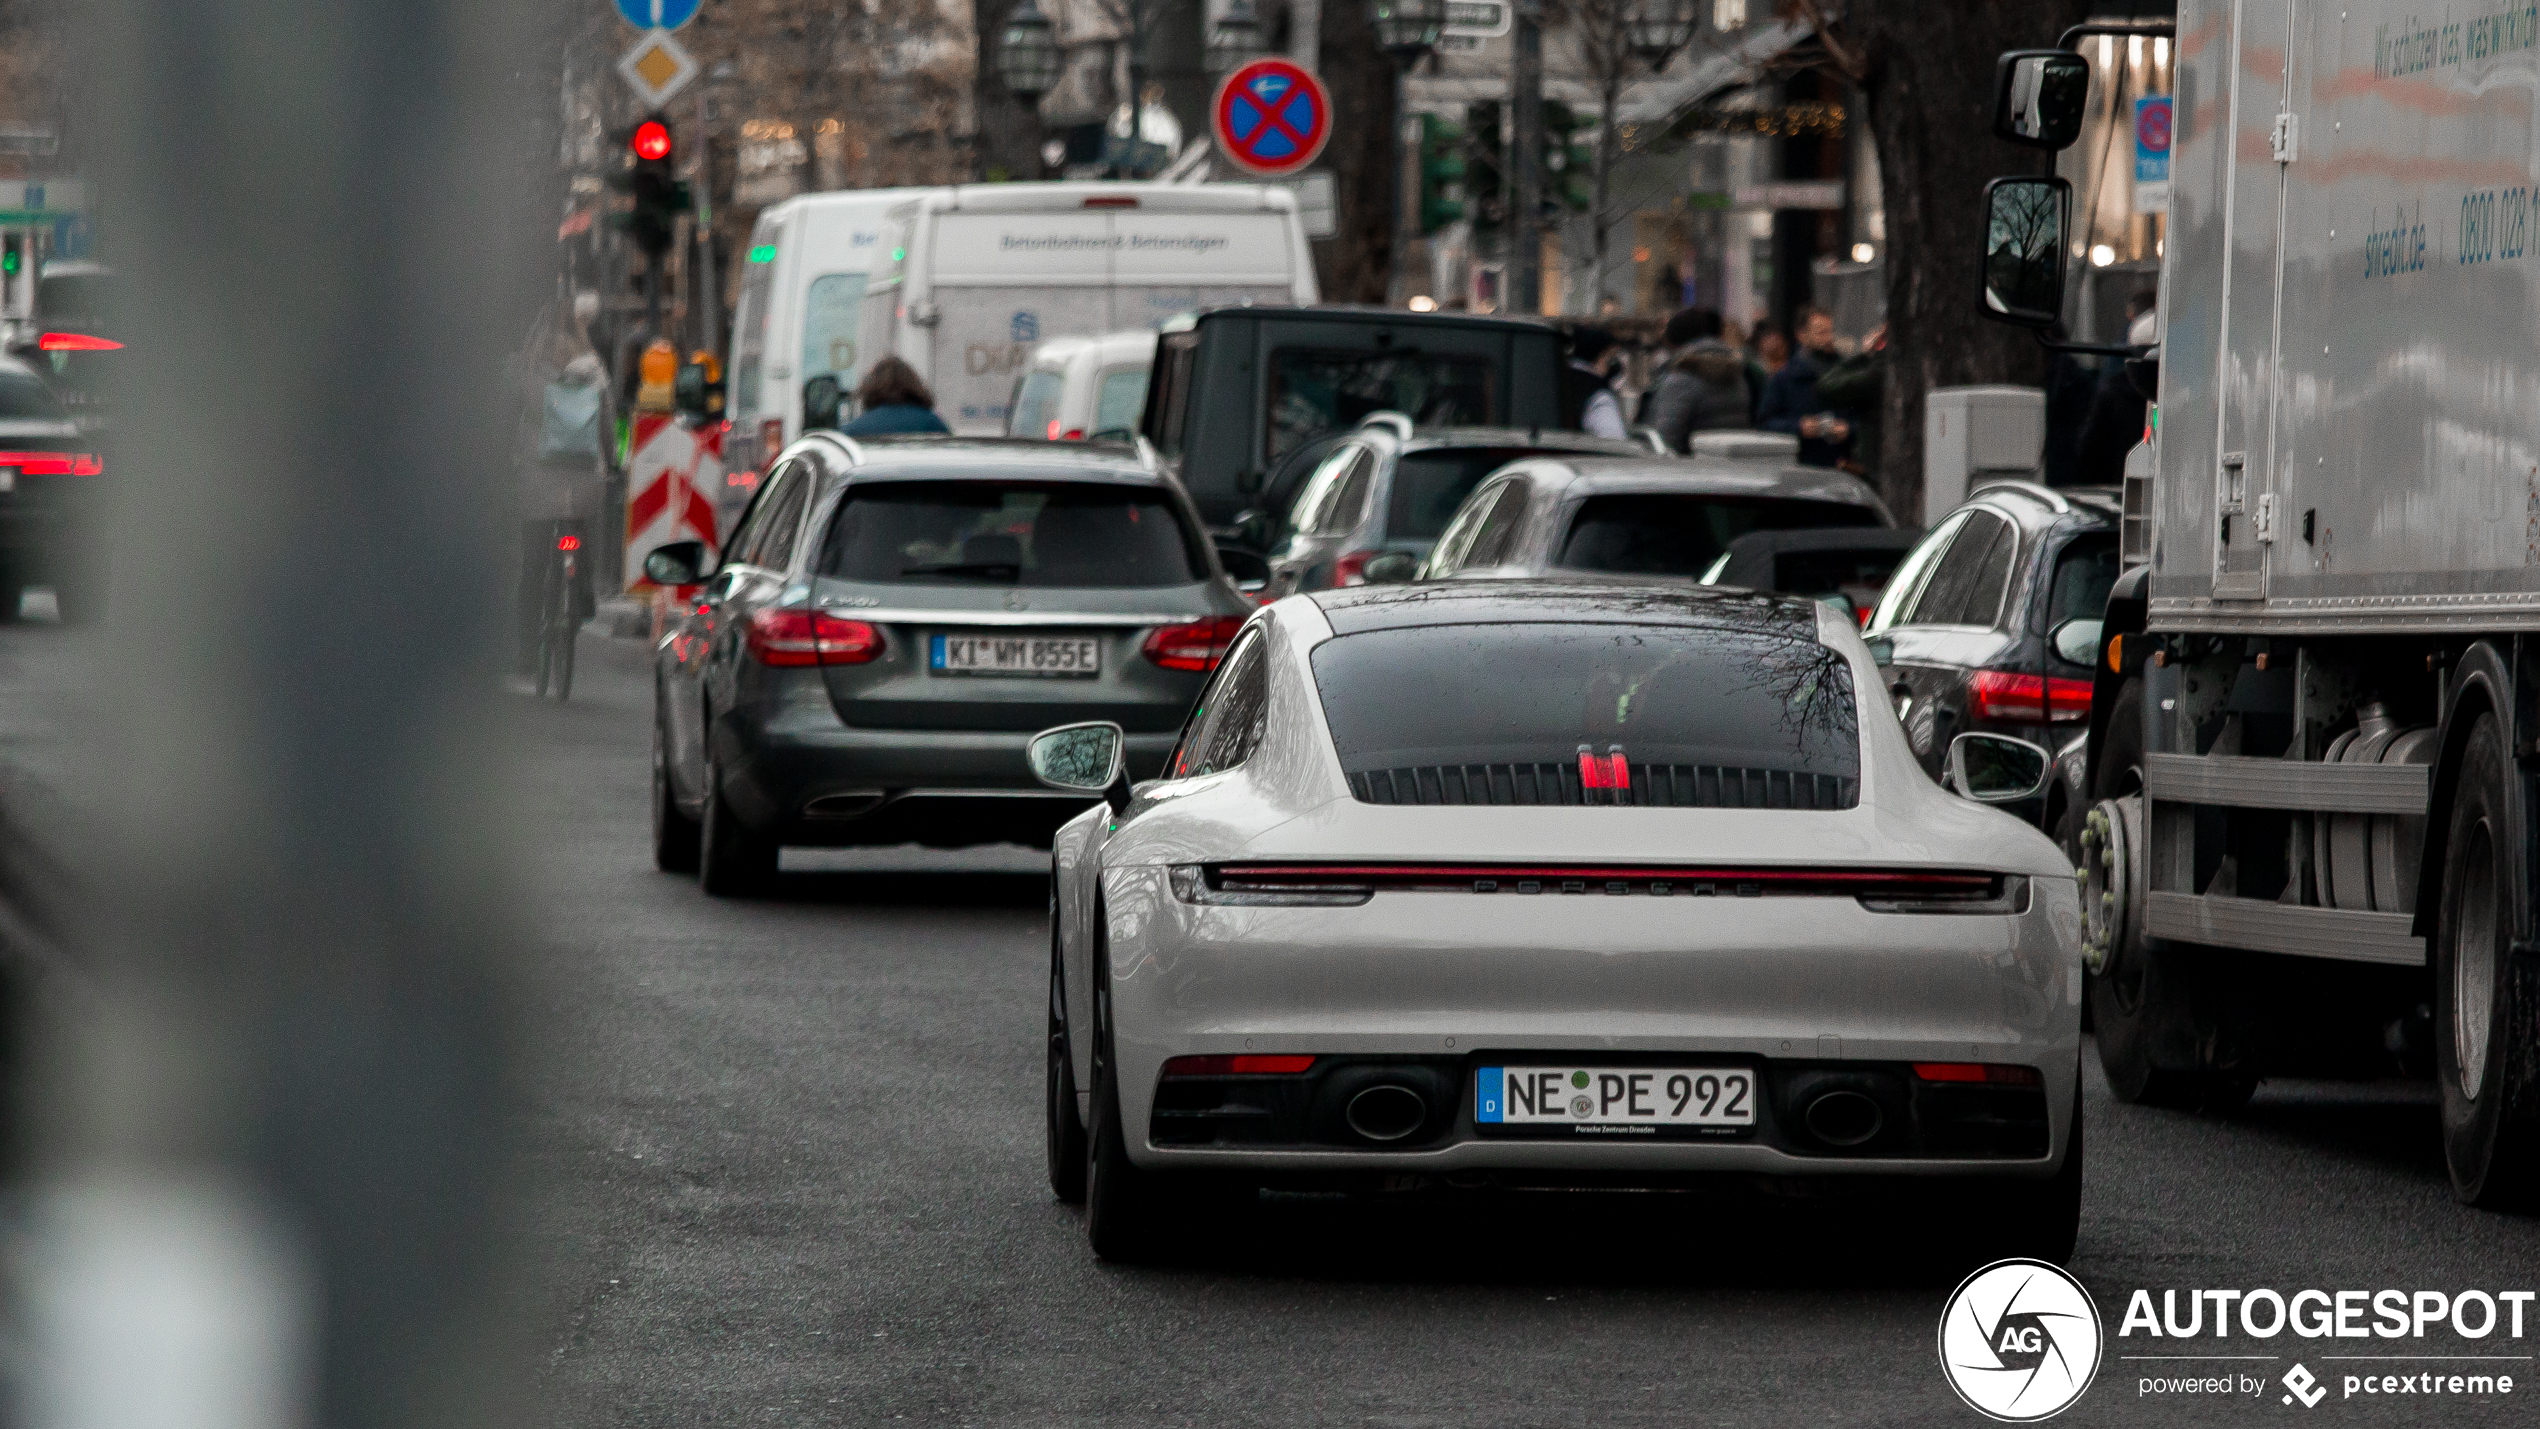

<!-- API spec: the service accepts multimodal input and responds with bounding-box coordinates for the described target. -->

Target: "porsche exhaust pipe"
[1344,1084,1427,1142]
[1802,1089,1884,1147]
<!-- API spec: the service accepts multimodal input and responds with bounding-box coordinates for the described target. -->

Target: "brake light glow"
[37,332,120,352]
[744,609,884,667]
[1331,549,1380,586]
[1082,196,1141,208]
[1911,1062,2043,1086]
[556,534,581,551]
[1968,669,2092,724]
[1161,1054,1316,1076]
[1204,862,2002,897]
[1577,745,1629,790]
[0,452,101,475]
[1141,615,1246,672]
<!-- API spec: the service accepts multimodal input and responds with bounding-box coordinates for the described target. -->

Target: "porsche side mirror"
[1359,552,1420,585]
[644,539,709,587]
[1994,49,2092,150]
[1948,732,2053,803]
[1028,720,1130,813]
[1978,176,2073,329]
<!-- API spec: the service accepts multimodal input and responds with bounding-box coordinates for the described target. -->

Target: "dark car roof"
[1711,527,1922,593]
[1308,578,1825,638]
[1172,305,1559,336]
[808,434,1166,486]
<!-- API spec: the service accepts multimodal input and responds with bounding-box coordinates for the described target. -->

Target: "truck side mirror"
[803,375,843,431]
[1978,176,2072,329]
[1994,50,2092,150]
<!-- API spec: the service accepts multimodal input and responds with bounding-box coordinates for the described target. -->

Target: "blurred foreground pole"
[28,2,542,1428]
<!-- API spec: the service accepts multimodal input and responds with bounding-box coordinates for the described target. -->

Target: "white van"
[1005,330,1157,442]
[859,183,1317,435]
[727,186,947,479]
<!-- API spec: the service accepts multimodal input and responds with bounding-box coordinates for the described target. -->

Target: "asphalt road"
[14,608,2532,1428]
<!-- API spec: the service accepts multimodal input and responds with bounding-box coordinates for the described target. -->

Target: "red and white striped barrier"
[624,413,724,594]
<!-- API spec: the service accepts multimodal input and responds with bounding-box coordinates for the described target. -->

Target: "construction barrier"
[624,412,724,595]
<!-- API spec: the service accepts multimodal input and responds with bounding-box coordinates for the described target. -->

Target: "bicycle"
[535,530,583,701]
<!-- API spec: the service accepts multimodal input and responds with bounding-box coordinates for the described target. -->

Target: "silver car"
[1030,581,2082,1264]
[643,434,1254,894]
[1261,416,1652,596]
[1418,432,1892,583]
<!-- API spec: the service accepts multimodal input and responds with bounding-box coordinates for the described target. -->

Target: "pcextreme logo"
[1939,1259,2105,1421]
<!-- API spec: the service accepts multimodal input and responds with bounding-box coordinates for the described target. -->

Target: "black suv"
[1865,481,2120,835]
[1138,306,1571,539]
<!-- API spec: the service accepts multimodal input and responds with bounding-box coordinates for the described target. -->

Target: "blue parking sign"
[615,0,701,30]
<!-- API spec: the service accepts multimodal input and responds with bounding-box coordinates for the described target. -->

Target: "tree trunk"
[972,0,1045,180]
[1316,0,1396,303]
[1842,0,2092,523]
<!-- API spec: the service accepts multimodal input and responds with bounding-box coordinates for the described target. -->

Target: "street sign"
[617,29,700,107]
[1212,59,1332,179]
[2133,95,2172,214]
[613,0,700,30]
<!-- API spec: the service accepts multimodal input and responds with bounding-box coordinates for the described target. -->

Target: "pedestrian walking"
[1645,307,1755,452]
[1561,328,1629,439]
[840,356,952,437]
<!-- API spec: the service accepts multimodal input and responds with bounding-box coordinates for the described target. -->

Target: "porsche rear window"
[1558,494,1881,578]
[1311,622,1860,808]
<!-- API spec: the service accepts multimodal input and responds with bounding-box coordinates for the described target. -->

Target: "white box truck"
[1978,7,2540,1208]
[856,182,1319,435]
[726,186,946,481]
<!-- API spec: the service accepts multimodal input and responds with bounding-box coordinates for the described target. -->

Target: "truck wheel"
[2432,711,2540,1207]
[2083,678,2256,1112]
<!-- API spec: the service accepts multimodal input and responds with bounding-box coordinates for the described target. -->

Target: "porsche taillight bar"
[1202,864,2006,899]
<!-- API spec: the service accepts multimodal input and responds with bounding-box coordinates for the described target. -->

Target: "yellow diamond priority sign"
[617,30,699,107]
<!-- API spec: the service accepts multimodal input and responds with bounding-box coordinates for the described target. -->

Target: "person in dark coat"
[1814,322,1887,479]
[1755,307,1850,468]
[841,356,952,436]
[2071,290,2159,486]
[1646,307,1755,452]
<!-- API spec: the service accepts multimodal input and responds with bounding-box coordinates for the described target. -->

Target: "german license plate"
[1476,1065,1756,1136]
[930,633,1100,677]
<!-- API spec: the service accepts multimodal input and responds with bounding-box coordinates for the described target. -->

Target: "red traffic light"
[630,119,672,162]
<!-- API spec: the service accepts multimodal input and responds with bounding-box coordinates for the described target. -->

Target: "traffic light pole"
[1390,67,1413,306]
[1508,0,1543,316]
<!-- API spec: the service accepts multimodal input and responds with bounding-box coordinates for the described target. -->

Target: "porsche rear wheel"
[1046,888,1087,1204]
[1083,953,1165,1259]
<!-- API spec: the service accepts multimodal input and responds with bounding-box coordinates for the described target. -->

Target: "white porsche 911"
[1028,580,2083,1263]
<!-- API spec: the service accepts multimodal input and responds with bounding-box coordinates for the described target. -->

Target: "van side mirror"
[1978,176,2072,329]
[1947,732,2053,803]
[803,375,844,431]
[1994,50,2092,150]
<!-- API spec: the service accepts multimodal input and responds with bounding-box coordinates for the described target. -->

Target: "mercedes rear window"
[817,480,1205,588]
[1311,622,1859,808]
[1387,450,1532,541]
[1558,494,1881,579]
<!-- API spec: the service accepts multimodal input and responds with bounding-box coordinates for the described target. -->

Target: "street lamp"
[1625,0,1702,68]
[1207,0,1268,74]
[996,0,1064,103]
[1371,0,1445,59]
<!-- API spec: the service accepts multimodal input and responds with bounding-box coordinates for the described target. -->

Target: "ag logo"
[1938,1258,2102,1421]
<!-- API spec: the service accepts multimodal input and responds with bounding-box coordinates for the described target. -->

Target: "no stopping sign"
[1212,58,1332,177]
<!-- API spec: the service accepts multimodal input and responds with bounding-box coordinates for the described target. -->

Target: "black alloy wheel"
[1083,910,1167,1261]
[651,691,700,873]
[2432,711,2540,1207]
[2083,678,2255,1112]
[1047,884,1087,1203]
[697,751,778,896]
